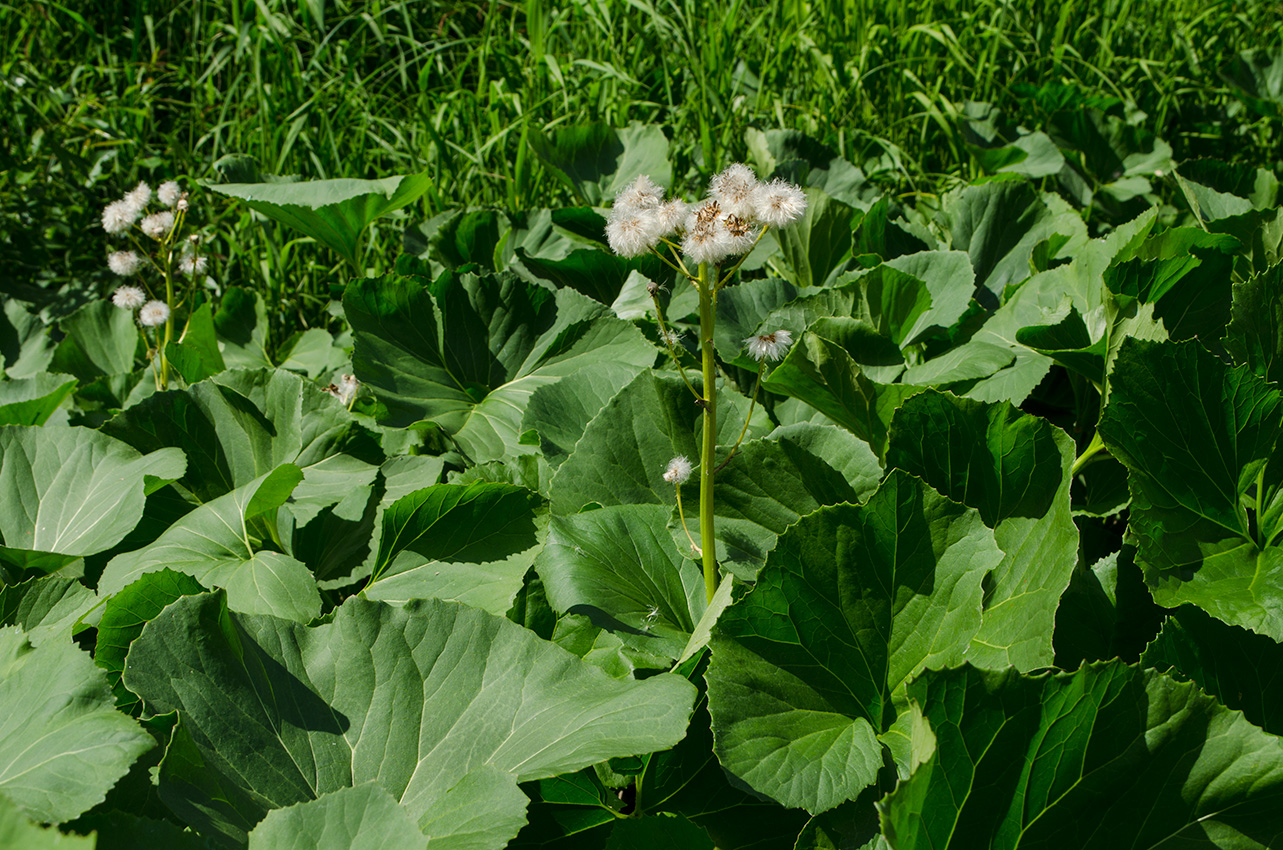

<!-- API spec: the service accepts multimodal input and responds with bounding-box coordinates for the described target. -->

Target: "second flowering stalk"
[606,165,806,602]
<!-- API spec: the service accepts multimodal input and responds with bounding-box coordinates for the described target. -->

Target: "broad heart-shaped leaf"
[1226,263,1283,386]
[886,390,1078,669]
[1099,338,1283,639]
[761,331,922,457]
[209,173,432,266]
[0,574,95,647]
[0,626,153,824]
[536,504,707,663]
[0,373,76,426]
[98,465,321,623]
[214,288,272,370]
[345,270,653,463]
[549,370,769,516]
[51,299,142,381]
[0,795,95,849]
[124,593,695,847]
[1,299,55,379]
[246,783,438,850]
[101,367,374,505]
[0,425,185,558]
[526,121,671,206]
[770,188,857,288]
[1142,604,1283,736]
[96,569,207,712]
[705,470,1005,814]
[363,482,544,614]
[879,662,1283,849]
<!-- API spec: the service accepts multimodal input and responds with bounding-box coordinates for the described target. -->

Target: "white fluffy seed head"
[111,285,147,310]
[663,455,693,484]
[179,254,208,277]
[122,181,151,214]
[138,300,171,327]
[658,328,682,347]
[141,211,175,240]
[606,208,662,257]
[752,179,808,227]
[158,180,182,207]
[709,163,760,218]
[107,250,143,276]
[101,200,138,235]
[653,199,689,236]
[613,174,666,214]
[745,329,794,362]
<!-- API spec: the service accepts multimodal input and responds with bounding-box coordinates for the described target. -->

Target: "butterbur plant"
[607,165,805,601]
[102,179,208,390]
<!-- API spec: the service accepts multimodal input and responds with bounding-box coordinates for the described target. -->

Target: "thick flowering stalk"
[102,179,206,390]
[606,165,805,602]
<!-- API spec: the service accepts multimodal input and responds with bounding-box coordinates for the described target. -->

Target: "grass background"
[4,0,1281,338]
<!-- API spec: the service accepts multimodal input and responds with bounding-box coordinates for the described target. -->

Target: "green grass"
[3,0,1280,343]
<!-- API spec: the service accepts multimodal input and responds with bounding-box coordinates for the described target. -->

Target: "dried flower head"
[158,181,182,207]
[138,300,171,327]
[123,181,152,214]
[111,285,147,310]
[141,211,175,240]
[108,250,143,276]
[324,374,360,406]
[613,174,666,214]
[176,197,189,212]
[710,163,760,218]
[179,254,208,277]
[745,329,794,362]
[663,455,693,484]
[101,200,139,235]
[752,179,808,227]
[658,328,683,347]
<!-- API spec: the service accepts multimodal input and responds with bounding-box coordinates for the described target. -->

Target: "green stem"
[1070,431,1107,477]
[715,360,763,472]
[1255,466,1266,548]
[650,293,700,400]
[698,262,719,603]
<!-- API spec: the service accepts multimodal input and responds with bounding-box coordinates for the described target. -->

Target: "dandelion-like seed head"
[722,213,758,255]
[101,200,138,235]
[606,208,661,257]
[176,197,189,212]
[158,181,182,207]
[179,254,208,277]
[658,328,683,347]
[710,163,760,219]
[681,217,735,266]
[324,374,360,406]
[111,285,147,310]
[663,455,693,484]
[141,211,175,240]
[123,181,152,215]
[107,250,143,276]
[613,174,666,214]
[752,179,807,227]
[745,329,794,362]
[138,300,171,327]
[653,199,689,237]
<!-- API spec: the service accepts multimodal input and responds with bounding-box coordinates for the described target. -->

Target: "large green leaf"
[51,300,142,381]
[762,331,922,455]
[1,299,55,379]
[1142,604,1283,736]
[527,122,670,207]
[245,783,437,850]
[363,482,544,614]
[0,796,95,849]
[771,188,857,288]
[209,173,433,267]
[1225,264,1283,385]
[0,425,184,559]
[98,466,321,622]
[345,270,653,462]
[102,367,373,505]
[0,373,76,426]
[537,504,707,662]
[886,390,1078,669]
[879,662,1283,849]
[705,470,1004,814]
[1099,338,1283,639]
[0,574,95,647]
[124,593,695,847]
[0,627,153,824]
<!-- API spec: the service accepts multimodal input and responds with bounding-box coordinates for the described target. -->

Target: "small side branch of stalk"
[715,360,764,472]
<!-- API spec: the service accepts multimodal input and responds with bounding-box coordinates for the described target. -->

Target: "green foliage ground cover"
[5,1,1283,848]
